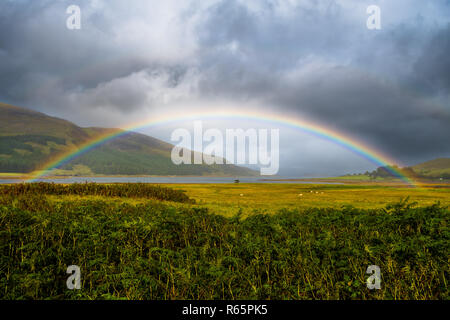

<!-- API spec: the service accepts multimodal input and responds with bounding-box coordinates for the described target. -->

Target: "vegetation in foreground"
[0,183,448,300]
[0,182,193,204]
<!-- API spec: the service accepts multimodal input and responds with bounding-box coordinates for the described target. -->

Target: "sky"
[0,0,449,177]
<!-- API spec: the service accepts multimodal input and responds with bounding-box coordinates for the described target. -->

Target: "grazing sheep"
[240,193,244,197]
[298,194,303,197]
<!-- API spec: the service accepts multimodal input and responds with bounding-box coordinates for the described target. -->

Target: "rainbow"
[26,109,417,185]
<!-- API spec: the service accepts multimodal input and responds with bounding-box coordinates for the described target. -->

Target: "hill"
[0,103,257,176]
[411,158,450,179]
[343,158,450,181]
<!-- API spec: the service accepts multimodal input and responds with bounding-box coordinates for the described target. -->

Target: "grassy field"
[169,183,450,217]
[0,182,448,300]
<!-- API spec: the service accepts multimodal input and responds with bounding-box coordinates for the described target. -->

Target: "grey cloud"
[414,25,450,95]
[198,0,355,71]
[272,66,450,162]
[190,0,450,165]
[68,67,197,113]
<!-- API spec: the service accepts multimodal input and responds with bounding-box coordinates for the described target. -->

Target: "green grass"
[0,183,448,300]
[0,183,193,203]
[169,183,450,217]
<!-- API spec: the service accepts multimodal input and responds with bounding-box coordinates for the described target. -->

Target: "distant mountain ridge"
[0,103,257,176]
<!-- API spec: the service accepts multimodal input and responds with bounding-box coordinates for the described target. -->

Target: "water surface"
[0,176,343,184]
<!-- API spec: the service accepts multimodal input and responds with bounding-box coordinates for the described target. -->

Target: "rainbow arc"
[27,110,418,186]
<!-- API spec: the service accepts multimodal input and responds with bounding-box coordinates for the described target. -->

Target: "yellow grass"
[0,172,29,178]
[38,182,450,218]
[168,183,450,216]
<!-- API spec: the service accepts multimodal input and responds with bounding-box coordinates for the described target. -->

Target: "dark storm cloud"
[414,25,450,95]
[0,0,449,168]
[188,0,450,164]
[269,66,450,162]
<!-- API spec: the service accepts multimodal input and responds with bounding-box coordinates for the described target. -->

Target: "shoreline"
[0,174,259,180]
[0,175,448,187]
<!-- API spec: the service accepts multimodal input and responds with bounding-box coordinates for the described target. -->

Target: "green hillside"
[0,103,89,143]
[347,158,450,181]
[0,103,257,176]
[412,158,450,179]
